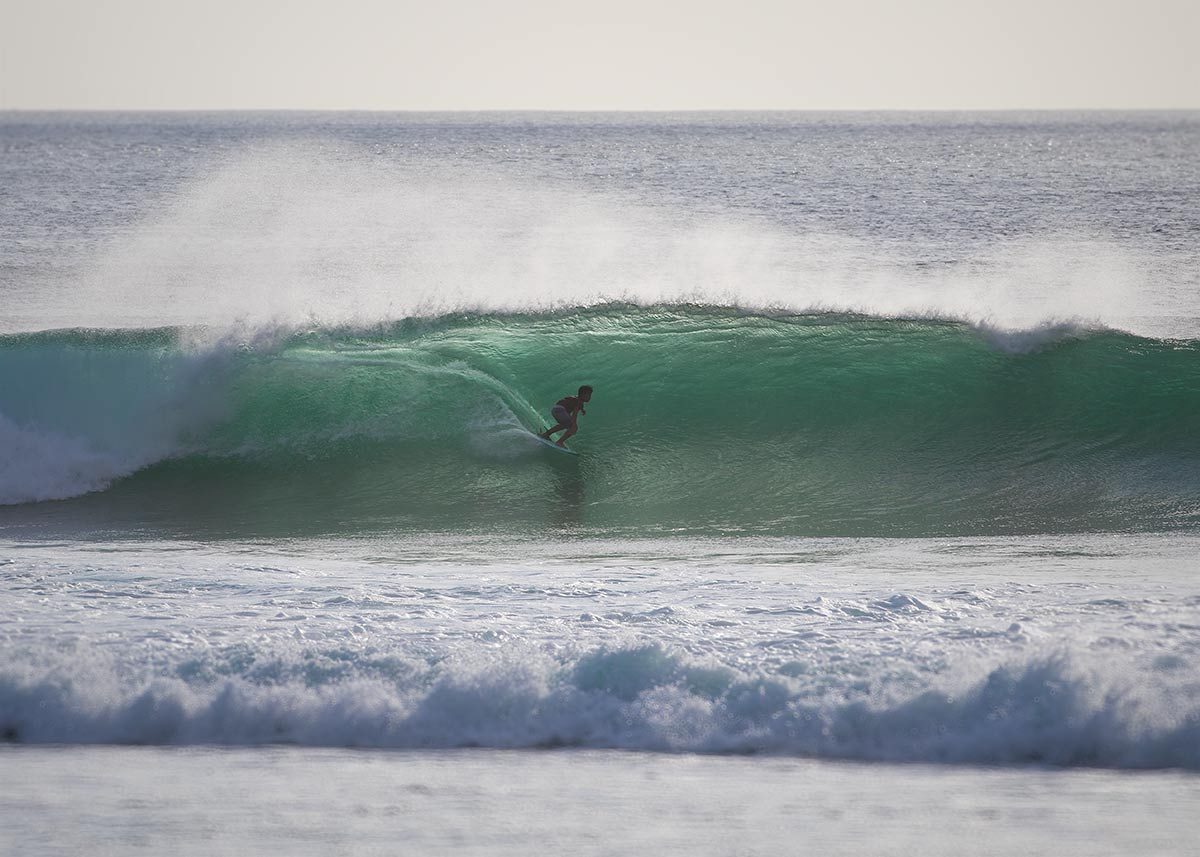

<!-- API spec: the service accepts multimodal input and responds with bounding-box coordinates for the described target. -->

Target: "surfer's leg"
[541,406,573,439]
[556,423,578,447]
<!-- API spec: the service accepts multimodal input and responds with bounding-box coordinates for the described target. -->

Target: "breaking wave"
[2,641,1197,769]
[2,306,1199,536]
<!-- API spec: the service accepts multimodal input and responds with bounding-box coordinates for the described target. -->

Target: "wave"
[2,306,1199,536]
[1,641,1197,769]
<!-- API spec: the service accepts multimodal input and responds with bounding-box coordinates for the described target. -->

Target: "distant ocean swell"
[1,642,1197,769]
[2,305,1199,535]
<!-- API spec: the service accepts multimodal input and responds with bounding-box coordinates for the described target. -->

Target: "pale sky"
[1,0,1197,110]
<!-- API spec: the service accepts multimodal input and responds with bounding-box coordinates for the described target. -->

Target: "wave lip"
[2,646,1197,770]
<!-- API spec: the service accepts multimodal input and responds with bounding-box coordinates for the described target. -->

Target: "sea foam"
[2,643,1197,769]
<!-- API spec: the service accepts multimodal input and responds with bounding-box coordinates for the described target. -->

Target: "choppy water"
[2,111,1199,853]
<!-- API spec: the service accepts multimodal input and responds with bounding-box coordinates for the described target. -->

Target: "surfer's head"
[578,385,593,402]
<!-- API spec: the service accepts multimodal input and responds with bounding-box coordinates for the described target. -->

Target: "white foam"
[2,643,1196,768]
[972,319,1097,354]
[0,412,136,504]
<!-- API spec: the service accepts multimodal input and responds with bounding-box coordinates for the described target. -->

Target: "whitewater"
[2,111,1200,855]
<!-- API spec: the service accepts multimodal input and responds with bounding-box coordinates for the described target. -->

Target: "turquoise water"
[4,308,1200,536]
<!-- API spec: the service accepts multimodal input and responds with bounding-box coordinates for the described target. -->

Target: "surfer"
[539,385,593,448]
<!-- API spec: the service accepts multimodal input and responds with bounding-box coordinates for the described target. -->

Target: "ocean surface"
[2,111,1199,854]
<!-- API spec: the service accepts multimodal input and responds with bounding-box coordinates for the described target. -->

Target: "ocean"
[2,111,1199,854]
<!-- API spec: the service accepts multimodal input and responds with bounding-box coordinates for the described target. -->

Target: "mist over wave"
[9,141,1185,336]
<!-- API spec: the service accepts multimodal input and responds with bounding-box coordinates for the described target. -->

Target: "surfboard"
[529,431,578,455]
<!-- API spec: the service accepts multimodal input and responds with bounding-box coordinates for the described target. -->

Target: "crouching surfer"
[539,385,593,448]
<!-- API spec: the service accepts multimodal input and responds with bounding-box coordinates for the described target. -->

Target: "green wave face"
[3,307,1200,537]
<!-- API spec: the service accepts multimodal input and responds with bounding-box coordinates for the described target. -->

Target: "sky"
[1,0,1197,110]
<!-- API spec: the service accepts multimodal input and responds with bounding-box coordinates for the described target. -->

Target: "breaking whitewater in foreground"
[2,534,1198,770]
